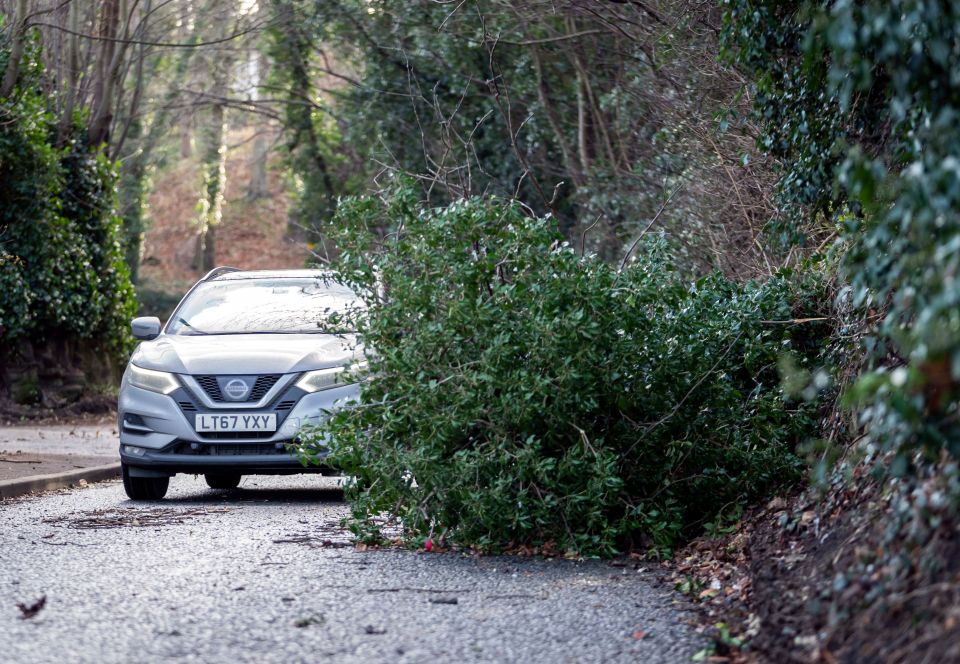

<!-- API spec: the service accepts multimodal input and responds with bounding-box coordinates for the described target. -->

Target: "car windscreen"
[166,277,365,336]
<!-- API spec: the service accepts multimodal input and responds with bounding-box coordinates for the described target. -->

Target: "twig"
[580,214,603,256]
[616,183,683,277]
[759,317,830,325]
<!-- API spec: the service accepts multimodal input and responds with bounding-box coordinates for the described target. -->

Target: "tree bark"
[178,0,194,158]
[195,89,227,272]
[247,51,270,200]
[195,1,233,271]
[180,113,194,158]
[87,0,131,147]
[0,0,30,99]
[56,0,82,144]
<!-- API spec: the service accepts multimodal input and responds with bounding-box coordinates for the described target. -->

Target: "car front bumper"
[118,380,359,476]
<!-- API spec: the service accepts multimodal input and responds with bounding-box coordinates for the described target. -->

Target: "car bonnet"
[129,333,363,375]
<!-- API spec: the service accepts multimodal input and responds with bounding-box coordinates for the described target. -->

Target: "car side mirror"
[131,316,162,341]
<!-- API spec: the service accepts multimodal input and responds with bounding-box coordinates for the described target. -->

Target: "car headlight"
[128,364,180,395]
[295,361,369,393]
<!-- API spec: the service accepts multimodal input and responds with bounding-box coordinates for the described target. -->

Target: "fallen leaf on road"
[293,613,324,628]
[17,596,46,620]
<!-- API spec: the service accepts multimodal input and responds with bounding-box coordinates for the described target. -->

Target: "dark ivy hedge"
[724,1,960,471]
[0,38,135,359]
[299,189,821,555]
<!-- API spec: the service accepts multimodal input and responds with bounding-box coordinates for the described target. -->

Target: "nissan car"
[117,267,367,500]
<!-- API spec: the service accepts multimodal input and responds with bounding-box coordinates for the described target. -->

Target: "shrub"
[0,39,136,361]
[298,189,820,555]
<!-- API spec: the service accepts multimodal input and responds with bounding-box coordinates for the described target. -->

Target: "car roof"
[205,268,338,282]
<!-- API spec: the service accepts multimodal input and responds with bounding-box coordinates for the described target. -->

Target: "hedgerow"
[0,36,135,358]
[719,7,960,653]
[299,189,822,555]
[724,1,960,476]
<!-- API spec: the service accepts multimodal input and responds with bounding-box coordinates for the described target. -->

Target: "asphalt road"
[0,474,704,663]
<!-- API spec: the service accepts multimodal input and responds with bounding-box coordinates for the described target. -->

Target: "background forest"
[2,1,960,660]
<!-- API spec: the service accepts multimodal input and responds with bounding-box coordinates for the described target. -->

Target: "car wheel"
[205,473,241,490]
[122,464,169,500]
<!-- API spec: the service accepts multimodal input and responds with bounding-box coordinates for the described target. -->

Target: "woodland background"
[2,1,960,661]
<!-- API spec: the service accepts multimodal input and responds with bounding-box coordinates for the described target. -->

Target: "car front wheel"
[205,473,241,490]
[122,464,169,500]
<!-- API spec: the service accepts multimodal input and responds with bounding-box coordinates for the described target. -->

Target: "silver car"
[118,267,366,500]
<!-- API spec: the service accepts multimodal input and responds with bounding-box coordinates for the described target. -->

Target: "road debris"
[42,507,232,529]
[16,596,46,620]
[428,597,459,605]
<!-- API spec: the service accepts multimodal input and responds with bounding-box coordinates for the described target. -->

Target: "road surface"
[0,474,704,663]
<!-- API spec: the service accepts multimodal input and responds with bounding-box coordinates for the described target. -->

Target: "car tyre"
[122,464,169,500]
[205,473,242,490]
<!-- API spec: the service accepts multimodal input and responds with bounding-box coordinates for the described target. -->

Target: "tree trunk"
[180,113,194,158]
[178,0,194,159]
[0,0,30,99]
[247,51,270,200]
[202,221,217,271]
[195,2,233,272]
[196,99,226,272]
[248,132,270,200]
[56,0,81,144]
[272,0,335,242]
[87,0,123,146]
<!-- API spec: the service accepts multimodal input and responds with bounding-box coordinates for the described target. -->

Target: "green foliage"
[0,253,31,342]
[266,2,340,242]
[720,1,845,238]
[0,39,136,358]
[134,285,183,319]
[725,1,960,471]
[299,188,819,554]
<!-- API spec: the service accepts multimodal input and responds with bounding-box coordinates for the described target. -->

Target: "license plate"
[195,413,277,433]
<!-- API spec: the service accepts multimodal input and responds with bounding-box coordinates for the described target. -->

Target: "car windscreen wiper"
[177,317,212,335]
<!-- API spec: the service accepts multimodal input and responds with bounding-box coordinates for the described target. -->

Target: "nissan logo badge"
[224,378,250,400]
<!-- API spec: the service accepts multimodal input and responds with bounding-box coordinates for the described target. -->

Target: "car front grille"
[249,375,282,400]
[194,374,282,403]
[195,375,223,401]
